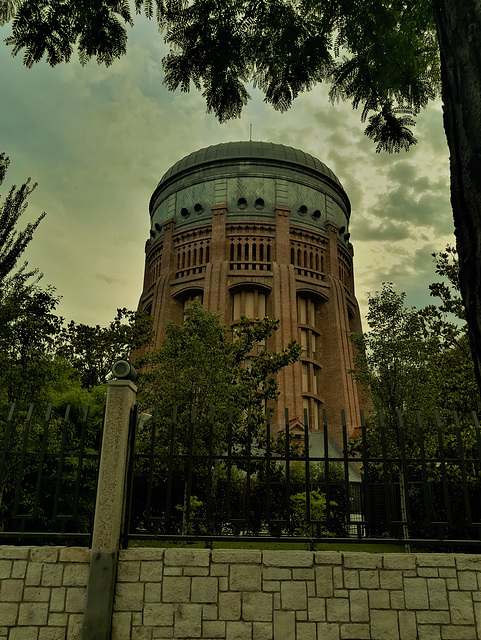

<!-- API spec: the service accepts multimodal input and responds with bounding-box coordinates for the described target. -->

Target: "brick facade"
[137,142,365,445]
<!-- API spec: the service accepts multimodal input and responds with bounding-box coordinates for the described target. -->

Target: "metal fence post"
[81,379,137,640]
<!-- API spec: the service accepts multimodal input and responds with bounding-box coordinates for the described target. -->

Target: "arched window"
[231,289,269,356]
[182,292,204,312]
[232,290,267,321]
[299,294,322,429]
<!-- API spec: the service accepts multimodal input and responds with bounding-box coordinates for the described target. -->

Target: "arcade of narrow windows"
[229,238,272,271]
[298,295,322,431]
[231,290,268,354]
[176,241,210,277]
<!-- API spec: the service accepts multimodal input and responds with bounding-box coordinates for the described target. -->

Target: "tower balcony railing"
[229,261,272,272]
[175,265,207,279]
[294,266,325,281]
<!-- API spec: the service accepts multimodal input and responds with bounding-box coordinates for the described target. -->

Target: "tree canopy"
[2,0,481,397]
[57,308,154,391]
[351,248,480,421]
[1,1,441,152]
[0,152,45,285]
[137,299,302,440]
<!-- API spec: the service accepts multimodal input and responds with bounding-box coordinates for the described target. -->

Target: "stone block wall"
[112,548,481,640]
[0,546,89,640]
[2,546,481,639]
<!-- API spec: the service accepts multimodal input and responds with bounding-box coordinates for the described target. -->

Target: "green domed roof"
[157,141,343,188]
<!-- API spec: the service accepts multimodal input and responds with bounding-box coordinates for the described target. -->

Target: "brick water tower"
[138,141,363,444]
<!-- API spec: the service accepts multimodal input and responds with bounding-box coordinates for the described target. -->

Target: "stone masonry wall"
[0,546,89,640]
[112,548,481,640]
[2,547,481,639]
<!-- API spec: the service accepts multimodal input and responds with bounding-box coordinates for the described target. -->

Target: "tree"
[4,0,480,398]
[137,298,301,443]
[57,308,154,391]
[0,277,64,408]
[350,255,480,425]
[349,282,441,448]
[0,152,45,285]
[420,246,480,414]
[131,299,301,536]
[349,263,481,544]
[0,152,63,408]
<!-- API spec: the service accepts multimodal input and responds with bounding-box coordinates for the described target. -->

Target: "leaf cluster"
[57,307,154,391]
[0,152,45,286]
[3,0,132,67]
[0,275,64,408]
[137,299,301,455]
[3,1,441,151]
[350,282,440,428]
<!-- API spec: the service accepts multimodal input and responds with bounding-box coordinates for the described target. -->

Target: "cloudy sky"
[1,16,455,328]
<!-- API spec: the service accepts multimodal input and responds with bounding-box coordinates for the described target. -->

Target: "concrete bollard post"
[81,379,137,640]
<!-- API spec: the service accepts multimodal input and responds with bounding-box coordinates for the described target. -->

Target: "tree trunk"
[433,0,481,396]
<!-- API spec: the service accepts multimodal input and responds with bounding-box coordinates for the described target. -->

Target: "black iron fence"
[2,401,481,549]
[0,403,103,544]
[124,407,481,549]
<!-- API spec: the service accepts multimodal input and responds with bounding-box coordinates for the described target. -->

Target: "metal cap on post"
[81,363,137,640]
[111,360,137,382]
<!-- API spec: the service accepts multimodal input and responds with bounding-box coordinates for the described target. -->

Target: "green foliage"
[2,1,441,153]
[0,152,45,285]
[137,299,301,450]
[0,399,105,538]
[290,489,336,538]
[350,282,440,429]
[420,247,480,414]
[0,151,71,410]
[2,0,132,67]
[350,250,480,426]
[57,308,154,391]
[0,278,65,408]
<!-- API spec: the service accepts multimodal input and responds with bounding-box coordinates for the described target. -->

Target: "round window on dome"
[298,205,307,216]
[194,203,204,214]
[255,198,265,210]
[237,198,247,209]
[180,207,190,218]
[155,222,162,231]
[312,209,321,220]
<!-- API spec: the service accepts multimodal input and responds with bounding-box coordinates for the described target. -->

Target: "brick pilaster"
[160,218,175,276]
[325,221,340,279]
[211,205,228,263]
[274,205,291,264]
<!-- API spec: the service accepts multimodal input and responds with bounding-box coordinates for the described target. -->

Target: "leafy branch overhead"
[3,1,481,399]
[2,0,440,152]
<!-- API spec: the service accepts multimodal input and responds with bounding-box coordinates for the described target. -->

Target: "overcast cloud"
[1,17,454,327]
